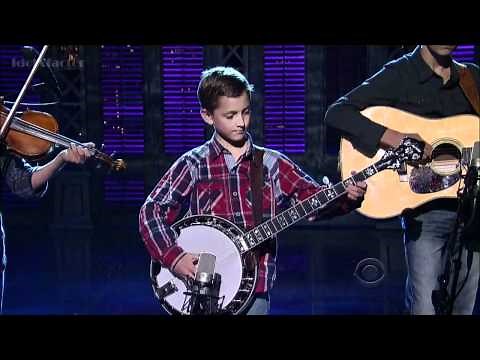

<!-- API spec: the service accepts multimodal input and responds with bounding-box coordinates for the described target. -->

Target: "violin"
[0,103,126,172]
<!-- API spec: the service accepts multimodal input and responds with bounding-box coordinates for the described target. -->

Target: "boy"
[139,66,367,314]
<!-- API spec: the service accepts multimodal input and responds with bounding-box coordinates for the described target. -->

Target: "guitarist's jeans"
[402,208,480,315]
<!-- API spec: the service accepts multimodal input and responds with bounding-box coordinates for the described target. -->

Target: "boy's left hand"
[345,171,367,202]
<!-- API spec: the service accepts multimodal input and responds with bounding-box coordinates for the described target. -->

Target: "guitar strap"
[250,147,264,227]
[458,65,480,116]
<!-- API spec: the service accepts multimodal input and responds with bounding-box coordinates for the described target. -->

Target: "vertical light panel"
[100,45,145,207]
[162,46,204,154]
[264,45,306,154]
[100,45,145,155]
[103,178,145,207]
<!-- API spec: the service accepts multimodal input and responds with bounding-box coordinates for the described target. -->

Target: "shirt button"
[235,212,241,216]
[232,192,238,196]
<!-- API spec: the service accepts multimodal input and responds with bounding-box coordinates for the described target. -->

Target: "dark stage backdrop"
[1,45,478,314]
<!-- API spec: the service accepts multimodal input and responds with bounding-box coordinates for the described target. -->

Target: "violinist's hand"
[31,142,96,190]
[60,142,95,164]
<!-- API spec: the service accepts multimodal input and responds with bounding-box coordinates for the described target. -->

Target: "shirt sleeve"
[138,156,195,269]
[325,62,404,157]
[276,153,357,220]
[1,152,48,199]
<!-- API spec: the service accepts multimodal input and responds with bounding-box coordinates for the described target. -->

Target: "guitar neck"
[239,159,389,253]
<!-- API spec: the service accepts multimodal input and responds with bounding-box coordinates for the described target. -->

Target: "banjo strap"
[250,147,265,227]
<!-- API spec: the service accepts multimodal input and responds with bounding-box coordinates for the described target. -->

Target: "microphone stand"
[184,273,223,315]
[432,162,479,315]
[432,203,464,315]
[463,159,480,250]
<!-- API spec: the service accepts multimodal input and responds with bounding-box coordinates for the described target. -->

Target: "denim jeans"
[1,222,5,315]
[402,208,479,314]
[245,293,270,315]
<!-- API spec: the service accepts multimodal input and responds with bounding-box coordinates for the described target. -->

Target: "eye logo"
[353,258,385,287]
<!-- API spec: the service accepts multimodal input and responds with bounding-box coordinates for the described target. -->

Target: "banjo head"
[151,215,257,315]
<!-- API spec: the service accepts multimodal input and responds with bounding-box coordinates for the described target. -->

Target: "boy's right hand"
[172,253,199,279]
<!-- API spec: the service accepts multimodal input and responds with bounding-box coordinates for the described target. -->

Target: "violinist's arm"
[31,142,95,190]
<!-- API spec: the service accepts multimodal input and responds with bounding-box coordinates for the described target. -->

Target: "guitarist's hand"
[172,253,199,280]
[380,129,432,161]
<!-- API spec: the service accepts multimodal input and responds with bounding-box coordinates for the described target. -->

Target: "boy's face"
[201,91,251,146]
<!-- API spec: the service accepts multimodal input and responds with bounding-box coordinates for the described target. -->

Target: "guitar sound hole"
[430,143,461,176]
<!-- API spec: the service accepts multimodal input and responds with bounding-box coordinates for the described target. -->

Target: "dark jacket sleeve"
[0,151,48,199]
[325,61,404,158]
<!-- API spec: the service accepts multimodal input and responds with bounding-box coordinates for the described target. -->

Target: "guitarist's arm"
[325,62,431,159]
[139,156,197,279]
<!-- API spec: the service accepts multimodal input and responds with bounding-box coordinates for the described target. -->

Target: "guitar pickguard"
[409,166,461,194]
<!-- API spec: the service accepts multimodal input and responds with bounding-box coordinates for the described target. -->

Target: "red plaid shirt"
[139,135,353,293]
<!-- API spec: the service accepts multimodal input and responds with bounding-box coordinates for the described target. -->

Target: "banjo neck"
[239,156,398,254]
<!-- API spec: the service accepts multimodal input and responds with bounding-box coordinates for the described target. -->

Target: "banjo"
[150,138,424,314]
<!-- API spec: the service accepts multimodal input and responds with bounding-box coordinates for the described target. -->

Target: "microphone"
[187,253,222,314]
[461,141,480,249]
[195,252,216,283]
[21,46,62,100]
[465,141,479,204]
[470,141,480,168]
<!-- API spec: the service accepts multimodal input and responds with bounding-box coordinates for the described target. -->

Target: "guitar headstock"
[395,137,425,162]
[377,137,425,171]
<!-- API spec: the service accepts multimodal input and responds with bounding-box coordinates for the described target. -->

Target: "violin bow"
[0,45,49,140]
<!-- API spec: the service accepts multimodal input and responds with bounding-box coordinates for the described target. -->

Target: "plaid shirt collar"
[207,132,255,161]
